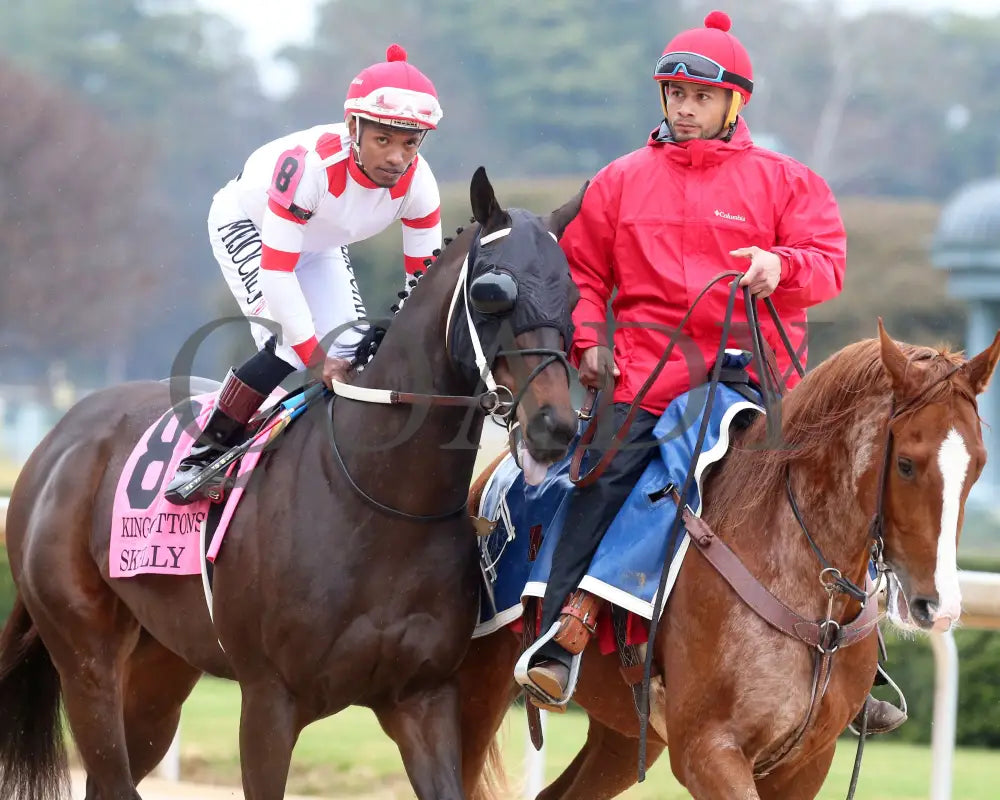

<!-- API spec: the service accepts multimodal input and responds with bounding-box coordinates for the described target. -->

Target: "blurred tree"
[0,0,285,379]
[0,60,166,360]
[282,0,685,180]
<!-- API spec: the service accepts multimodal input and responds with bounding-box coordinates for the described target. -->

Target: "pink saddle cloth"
[109,393,275,578]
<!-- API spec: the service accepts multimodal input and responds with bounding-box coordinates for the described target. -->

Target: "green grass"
[170,678,1000,798]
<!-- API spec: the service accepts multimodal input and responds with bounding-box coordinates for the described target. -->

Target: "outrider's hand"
[577,345,620,391]
[731,246,782,298]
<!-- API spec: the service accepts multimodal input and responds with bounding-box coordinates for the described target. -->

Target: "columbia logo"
[714,209,746,222]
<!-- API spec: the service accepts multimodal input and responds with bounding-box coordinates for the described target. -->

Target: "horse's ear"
[963,329,1000,395]
[878,318,915,397]
[547,180,589,240]
[470,166,505,230]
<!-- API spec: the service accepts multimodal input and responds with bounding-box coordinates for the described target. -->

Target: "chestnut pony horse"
[459,323,1000,799]
[0,169,585,800]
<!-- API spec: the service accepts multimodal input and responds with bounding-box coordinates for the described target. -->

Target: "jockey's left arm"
[763,166,847,309]
[399,157,442,296]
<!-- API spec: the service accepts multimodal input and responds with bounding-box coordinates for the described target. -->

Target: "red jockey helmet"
[653,11,754,105]
[344,44,443,131]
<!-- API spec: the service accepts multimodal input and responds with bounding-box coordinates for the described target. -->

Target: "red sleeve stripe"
[292,336,320,365]
[402,207,441,229]
[267,198,306,224]
[405,254,432,275]
[261,244,300,273]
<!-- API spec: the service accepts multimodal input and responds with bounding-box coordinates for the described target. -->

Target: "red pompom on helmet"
[653,11,754,105]
[344,44,443,130]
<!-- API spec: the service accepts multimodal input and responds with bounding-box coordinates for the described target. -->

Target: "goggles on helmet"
[346,86,442,131]
[654,51,753,95]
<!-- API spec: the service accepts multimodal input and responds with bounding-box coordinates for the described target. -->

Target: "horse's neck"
[329,249,484,511]
[360,247,471,398]
[708,397,886,609]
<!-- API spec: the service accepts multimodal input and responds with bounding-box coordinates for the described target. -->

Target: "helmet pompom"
[386,43,408,62]
[704,10,732,31]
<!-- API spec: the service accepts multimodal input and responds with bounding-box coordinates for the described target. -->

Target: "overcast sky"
[197,0,1000,96]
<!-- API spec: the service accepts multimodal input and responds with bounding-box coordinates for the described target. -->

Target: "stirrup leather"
[553,589,603,655]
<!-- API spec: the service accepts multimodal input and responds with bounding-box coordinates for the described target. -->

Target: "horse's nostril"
[911,597,936,626]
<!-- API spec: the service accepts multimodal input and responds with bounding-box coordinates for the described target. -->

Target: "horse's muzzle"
[524,404,576,464]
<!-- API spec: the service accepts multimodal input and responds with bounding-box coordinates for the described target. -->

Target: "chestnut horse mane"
[706,337,971,531]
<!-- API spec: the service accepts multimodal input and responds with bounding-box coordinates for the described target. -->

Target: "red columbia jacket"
[561,118,847,414]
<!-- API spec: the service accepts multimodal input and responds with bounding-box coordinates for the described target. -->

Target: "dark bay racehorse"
[460,323,1000,799]
[0,168,584,800]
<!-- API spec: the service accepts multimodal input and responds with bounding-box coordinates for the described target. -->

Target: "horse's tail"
[0,595,68,800]
[471,732,510,800]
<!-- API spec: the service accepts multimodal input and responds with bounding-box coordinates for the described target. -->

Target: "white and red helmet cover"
[344,44,443,131]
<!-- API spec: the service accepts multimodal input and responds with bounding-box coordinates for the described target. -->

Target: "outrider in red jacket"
[561,118,847,415]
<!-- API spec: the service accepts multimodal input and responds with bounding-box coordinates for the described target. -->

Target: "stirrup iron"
[514,621,583,712]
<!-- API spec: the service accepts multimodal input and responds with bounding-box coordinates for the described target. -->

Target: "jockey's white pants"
[208,182,368,369]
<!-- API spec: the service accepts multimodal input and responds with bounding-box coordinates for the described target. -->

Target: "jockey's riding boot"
[526,645,572,705]
[527,590,603,705]
[853,693,908,735]
[163,368,267,505]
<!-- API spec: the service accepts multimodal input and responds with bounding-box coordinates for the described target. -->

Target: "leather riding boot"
[163,369,266,505]
[852,694,908,735]
[527,590,603,706]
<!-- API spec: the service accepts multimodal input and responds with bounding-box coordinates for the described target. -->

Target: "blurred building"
[932,177,1000,508]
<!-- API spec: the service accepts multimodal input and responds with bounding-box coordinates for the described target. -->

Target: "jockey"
[164,44,443,504]
[523,11,905,733]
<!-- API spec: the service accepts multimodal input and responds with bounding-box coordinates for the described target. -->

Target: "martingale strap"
[683,510,880,651]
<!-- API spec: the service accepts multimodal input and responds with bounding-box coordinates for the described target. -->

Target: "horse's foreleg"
[537,717,666,800]
[671,733,760,800]
[755,741,836,800]
[375,681,468,800]
[122,630,202,784]
[238,679,300,800]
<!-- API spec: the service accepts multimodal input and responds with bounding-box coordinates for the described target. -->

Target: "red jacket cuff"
[291,336,321,365]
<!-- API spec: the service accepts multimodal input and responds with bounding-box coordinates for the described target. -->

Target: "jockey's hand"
[308,349,352,389]
[731,246,782,298]
[321,356,352,389]
[577,346,620,391]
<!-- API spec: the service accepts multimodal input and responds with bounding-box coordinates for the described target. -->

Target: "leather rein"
[326,226,570,521]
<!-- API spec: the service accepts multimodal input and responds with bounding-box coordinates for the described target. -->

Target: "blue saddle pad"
[474,379,763,636]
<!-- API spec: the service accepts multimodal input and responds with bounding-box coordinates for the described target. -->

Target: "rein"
[570,270,749,488]
[326,226,570,521]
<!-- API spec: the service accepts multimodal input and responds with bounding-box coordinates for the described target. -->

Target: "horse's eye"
[896,456,915,479]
